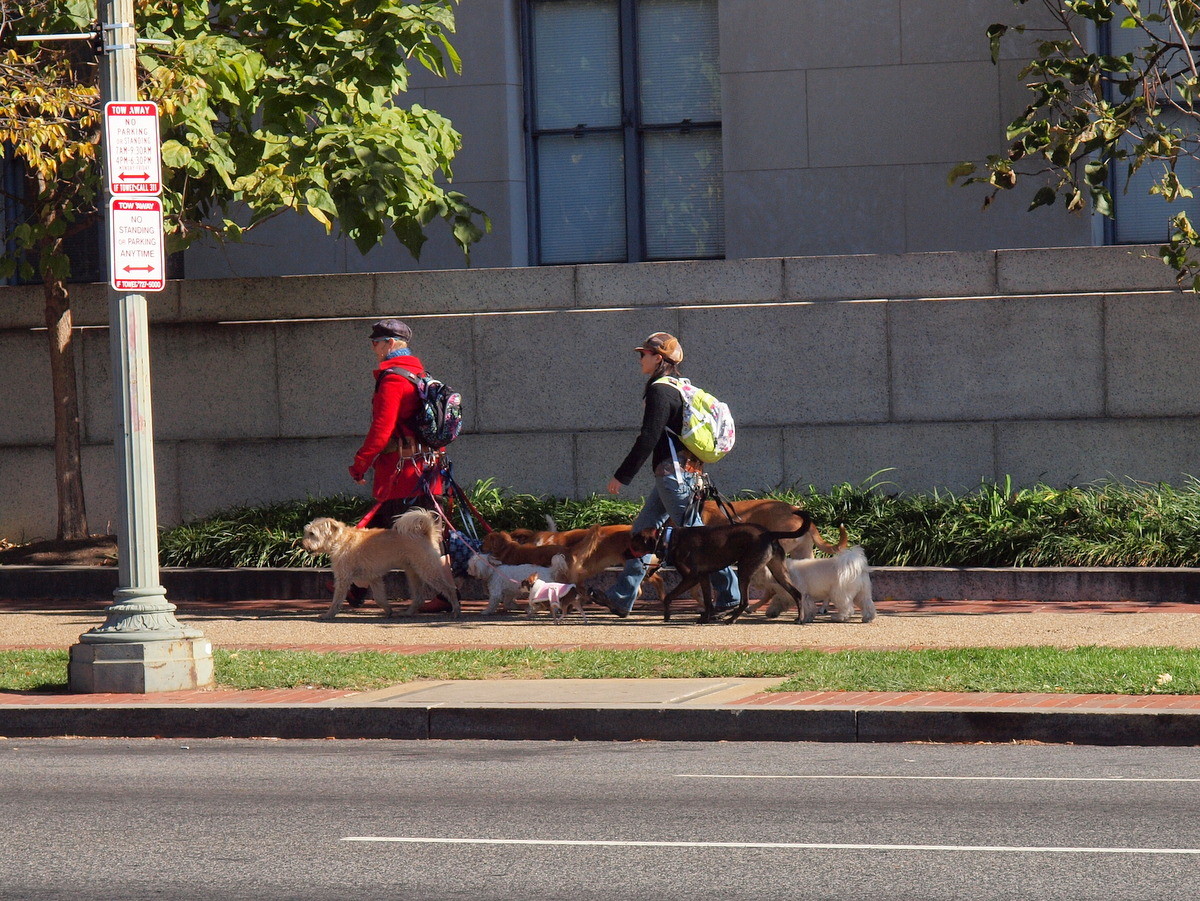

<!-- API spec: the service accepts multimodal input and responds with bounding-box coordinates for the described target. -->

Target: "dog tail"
[808,519,848,555]
[836,545,869,587]
[768,509,813,541]
[392,508,440,548]
[549,553,570,581]
[562,524,603,583]
[840,542,868,578]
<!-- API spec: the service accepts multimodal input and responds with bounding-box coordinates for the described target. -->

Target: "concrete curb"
[2,565,1200,604]
[3,704,1199,746]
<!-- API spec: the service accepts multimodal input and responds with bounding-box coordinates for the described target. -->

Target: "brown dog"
[701,500,838,558]
[482,530,573,567]
[520,505,832,557]
[630,512,814,624]
[485,525,666,601]
[482,526,604,583]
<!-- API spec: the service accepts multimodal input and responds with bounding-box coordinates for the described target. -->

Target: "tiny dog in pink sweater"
[521,573,588,623]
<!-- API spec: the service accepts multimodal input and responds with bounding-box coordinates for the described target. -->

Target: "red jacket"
[350,354,444,500]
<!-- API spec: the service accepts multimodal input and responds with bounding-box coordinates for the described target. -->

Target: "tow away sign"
[104,101,162,195]
[109,198,165,292]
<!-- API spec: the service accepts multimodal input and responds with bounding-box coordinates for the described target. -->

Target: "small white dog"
[752,545,875,623]
[521,573,587,623]
[301,509,460,620]
[467,552,568,615]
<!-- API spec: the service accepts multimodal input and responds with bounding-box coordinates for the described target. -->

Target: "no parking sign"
[109,197,165,292]
[104,101,165,292]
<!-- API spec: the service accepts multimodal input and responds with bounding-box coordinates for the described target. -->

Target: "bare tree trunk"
[42,274,88,540]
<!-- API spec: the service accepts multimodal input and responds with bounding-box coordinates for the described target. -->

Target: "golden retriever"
[301,509,460,620]
[480,525,605,584]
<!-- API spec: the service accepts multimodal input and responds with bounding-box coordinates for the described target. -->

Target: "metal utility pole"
[67,0,213,692]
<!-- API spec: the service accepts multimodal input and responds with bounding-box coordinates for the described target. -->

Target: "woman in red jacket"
[349,318,445,522]
[346,319,449,610]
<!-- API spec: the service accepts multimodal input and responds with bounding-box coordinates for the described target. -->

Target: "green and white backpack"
[654,376,736,463]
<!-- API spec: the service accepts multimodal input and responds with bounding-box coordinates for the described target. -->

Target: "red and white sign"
[109,198,165,292]
[104,101,162,195]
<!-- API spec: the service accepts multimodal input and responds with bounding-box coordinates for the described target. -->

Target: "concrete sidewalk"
[2,596,1200,745]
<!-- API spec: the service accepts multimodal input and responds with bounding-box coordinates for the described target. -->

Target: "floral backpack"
[654,376,736,463]
[384,368,464,450]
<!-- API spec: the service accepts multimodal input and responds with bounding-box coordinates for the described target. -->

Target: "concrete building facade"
[3,246,1198,540]
[183,0,1100,279]
[7,2,1200,542]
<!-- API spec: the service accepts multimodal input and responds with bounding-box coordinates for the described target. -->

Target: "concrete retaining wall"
[3,565,1199,605]
[2,245,1198,540]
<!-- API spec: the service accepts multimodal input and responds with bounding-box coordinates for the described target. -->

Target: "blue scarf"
[384,348,413,360]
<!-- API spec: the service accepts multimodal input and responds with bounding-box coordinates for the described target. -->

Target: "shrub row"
[156,476,1200,569]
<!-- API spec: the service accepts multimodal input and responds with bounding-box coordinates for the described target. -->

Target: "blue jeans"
[607,467,740,613]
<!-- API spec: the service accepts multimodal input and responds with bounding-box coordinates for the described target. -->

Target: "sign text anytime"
[110,198,165,292]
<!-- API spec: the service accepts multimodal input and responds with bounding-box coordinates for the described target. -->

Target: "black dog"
[629,512,814,624]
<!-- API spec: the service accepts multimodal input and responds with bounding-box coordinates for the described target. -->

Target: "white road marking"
[676,774,1200,783]
[342,837,1200,855]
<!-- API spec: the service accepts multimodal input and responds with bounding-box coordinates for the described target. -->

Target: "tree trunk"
[42,275,88,540]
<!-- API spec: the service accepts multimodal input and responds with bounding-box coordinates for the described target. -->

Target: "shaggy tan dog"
[301,509,460,620]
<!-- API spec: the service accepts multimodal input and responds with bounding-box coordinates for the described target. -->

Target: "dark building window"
[1104,13,1200,244]
[1,146,105,285]
[524,0,723,264]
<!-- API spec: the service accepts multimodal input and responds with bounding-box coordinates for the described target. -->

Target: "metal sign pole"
[67,0,213,692]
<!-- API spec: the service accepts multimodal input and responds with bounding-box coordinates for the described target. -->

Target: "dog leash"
[354,450,445,529]
[634,525,673,581]
[683,471,740,525]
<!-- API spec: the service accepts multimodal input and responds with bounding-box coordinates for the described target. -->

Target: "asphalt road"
[2,739,1199,900]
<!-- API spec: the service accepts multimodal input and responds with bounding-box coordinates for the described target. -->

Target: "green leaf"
[987,23,1008,64]
[947,161,977,185]
[1028,186,1057,210]
[161,140,193,169]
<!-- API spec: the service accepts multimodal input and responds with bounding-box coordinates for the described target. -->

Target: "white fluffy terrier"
[301,509,460,620]
[467,552,569,615]
[752,545,875,623]
[522,573,587,623]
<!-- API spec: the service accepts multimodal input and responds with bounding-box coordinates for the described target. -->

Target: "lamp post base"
[68,637,215,694]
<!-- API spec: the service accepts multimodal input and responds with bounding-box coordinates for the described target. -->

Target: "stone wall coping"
[0,245,1179,331]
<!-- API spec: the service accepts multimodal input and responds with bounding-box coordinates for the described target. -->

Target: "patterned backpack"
[385,368,464,450]
[654,376,736,463]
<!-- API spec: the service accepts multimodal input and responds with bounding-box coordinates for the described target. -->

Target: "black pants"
[363,495,442,530]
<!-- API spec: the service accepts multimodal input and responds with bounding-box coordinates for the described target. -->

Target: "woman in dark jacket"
[601,332,739,617]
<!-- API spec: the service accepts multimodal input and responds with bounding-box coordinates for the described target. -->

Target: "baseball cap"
[369,319,412,341]
[634,332,683,364]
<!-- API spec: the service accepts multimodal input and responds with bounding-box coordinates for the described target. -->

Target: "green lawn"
[3,646,1197,695]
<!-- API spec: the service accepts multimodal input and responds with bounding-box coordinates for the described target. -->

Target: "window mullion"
[621,0,644,262]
